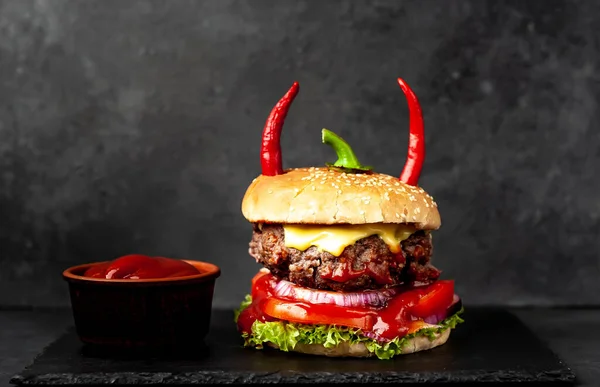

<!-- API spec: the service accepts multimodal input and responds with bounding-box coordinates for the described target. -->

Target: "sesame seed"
[268,189,273,194]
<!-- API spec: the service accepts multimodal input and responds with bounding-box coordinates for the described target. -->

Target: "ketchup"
[237,272,455,342]
[319,251,404,285]
[83,254,201,280]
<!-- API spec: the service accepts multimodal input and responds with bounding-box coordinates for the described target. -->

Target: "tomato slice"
[262,297,375,331]
[410,280,455,318]
[245,273,459,341]
[406,320,432,335]
[251,269,270,286]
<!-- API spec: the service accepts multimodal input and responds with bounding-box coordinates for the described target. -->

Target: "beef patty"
[248,223,441,292]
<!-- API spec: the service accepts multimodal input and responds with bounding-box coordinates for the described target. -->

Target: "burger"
[234,79,463,359]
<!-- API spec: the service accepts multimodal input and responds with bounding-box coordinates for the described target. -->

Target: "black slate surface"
[10,308,575,385]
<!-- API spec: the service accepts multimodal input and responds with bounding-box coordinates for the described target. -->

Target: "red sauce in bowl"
[83,254,201,280]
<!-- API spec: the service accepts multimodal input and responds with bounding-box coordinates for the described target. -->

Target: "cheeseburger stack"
[235,79,463,359]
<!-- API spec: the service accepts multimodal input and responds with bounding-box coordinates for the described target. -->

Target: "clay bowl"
[63,260,220,352]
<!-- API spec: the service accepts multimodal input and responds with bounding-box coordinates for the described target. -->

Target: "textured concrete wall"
[0,0,598,308]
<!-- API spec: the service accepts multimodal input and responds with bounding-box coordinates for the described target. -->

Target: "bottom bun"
[267,329,451,358]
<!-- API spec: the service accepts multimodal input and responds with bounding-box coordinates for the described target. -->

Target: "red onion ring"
[273,280,401,308]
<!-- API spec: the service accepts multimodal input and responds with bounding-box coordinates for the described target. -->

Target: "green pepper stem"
[322,128,370,171]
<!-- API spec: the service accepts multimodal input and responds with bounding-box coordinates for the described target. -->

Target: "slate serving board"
[11,308,575,385]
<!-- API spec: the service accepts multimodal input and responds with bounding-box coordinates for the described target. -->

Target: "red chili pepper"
[397,78,425,186]
[260,82,300,176]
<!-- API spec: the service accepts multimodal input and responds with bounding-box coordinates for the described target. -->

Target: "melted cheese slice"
[283,224,417,256]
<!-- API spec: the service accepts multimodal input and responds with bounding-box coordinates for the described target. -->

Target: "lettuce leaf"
[233,294,252,323]
[234,295,464,360]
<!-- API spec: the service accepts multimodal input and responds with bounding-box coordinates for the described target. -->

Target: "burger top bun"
[241,167,441,230]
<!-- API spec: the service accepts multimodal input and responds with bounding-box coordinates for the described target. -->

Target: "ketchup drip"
[237,272,455,341]
[237,274,279,333]
[319,251,405,285]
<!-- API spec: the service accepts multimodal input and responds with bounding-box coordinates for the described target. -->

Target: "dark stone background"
[0,0,598,308]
